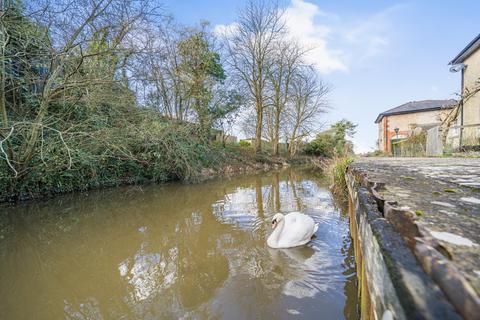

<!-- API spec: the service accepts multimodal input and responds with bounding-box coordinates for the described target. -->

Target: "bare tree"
[285,67,329,156]
[263,104,276,143]
[225,0,285,153]
[135,16,194,121]
[240,108,257,139]
[441,77,480,145]
[266,39,304,155]
[0,0,157,177]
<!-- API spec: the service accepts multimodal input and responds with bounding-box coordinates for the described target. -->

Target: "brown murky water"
[0,168,358,319]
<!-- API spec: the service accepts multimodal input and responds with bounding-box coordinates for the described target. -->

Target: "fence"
[444,123,480,152]
[426,126,442,156]
[391,124,480,157]
[391,132,426,157]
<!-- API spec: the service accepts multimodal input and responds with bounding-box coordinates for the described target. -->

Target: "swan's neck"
[267,219,285,248]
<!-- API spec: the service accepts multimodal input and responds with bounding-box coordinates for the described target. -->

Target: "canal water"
[0,167,358,319]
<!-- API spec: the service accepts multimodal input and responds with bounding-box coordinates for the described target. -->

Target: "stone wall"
[346,169,462,320]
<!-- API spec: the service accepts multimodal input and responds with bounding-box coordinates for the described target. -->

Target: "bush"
[0,107,228,202]
[364,150,386,157]
[239,140,251,147]
[305,132,336,157]
[392,132,426,157]
[306,120,357,158]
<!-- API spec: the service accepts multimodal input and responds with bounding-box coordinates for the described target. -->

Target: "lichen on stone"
[415,210,424,216]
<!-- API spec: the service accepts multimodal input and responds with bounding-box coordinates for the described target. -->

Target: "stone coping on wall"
[348,157,480,320]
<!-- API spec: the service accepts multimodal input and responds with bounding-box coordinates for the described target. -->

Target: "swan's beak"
[271,219,277,229]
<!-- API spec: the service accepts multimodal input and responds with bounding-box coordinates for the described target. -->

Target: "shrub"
[239,140,251,147]
[364,149,386,157]
[306,119,357,158]
[305,132,336,157]
[0,108,228,202]
[392,132,426,157]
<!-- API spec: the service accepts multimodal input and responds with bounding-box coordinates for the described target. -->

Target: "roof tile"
[375,99,457,123]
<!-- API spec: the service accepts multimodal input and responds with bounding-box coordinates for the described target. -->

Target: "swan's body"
[267,212,318,249]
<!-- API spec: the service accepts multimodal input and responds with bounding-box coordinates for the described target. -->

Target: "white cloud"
[283,0,347,74]
[215,0,401,75]
[341,4,407,64]
[213,22,237,38]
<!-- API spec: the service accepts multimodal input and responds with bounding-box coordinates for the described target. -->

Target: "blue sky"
[161,0,479,152]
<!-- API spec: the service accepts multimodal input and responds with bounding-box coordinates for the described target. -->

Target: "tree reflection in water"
[0,167,358,319]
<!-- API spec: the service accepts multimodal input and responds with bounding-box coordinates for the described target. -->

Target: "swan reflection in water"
[268,243,341,300]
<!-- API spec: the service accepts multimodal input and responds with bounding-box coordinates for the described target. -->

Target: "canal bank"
[346,157,480,320]
[0,147,314,203]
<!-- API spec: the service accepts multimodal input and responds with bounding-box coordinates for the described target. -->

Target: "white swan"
[267,212,319,249]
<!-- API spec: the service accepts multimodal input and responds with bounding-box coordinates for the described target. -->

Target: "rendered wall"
[462,48,480,144]
[378,109,449,152]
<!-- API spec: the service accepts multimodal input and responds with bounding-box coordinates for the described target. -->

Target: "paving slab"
[349,157,480,317]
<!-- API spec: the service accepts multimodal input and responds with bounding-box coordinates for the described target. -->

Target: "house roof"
[449,33,480,65]
[374,99,457,123]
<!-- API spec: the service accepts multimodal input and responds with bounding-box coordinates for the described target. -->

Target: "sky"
[160,0,480,153]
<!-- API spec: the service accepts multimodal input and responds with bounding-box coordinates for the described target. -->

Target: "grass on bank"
[330,156,354,199]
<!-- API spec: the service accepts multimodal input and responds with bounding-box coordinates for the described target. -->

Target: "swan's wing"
[278,213,316,247]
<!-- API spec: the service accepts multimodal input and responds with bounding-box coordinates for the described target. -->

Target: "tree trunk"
[288,131,296,157]
[0,59,6,128]
[195,97,209,140]
[198,114,210,140]
[21,97,49,166]
[0,25,14,161]
[0,22,7,128]
[273,110,280,156]
[254,98,263,153]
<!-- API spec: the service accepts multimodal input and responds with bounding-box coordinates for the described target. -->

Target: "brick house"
[375,100,456,153]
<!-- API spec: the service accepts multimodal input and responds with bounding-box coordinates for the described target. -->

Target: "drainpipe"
[385,116,390,153]
[382,118,386,152]
[450,63,466,148]
[459,68,464,148]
